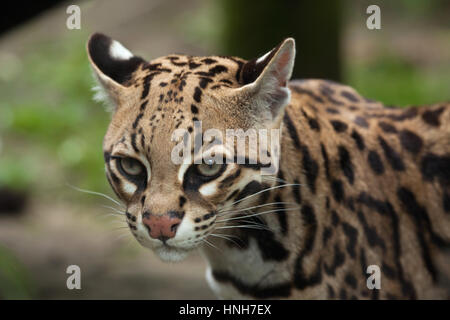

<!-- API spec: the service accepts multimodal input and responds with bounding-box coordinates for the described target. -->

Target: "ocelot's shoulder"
[288,79,384,109]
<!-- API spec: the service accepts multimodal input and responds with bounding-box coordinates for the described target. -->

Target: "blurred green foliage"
[345,55,450,106]
[0,245,34,299]
[0,33,110,196]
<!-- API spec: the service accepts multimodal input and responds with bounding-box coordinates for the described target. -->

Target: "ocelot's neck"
[200,103,333,295]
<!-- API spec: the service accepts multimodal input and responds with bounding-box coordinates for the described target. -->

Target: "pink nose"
[142,213,182,242]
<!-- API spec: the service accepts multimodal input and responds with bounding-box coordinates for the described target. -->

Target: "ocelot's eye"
[119,157,144,176]
[195,160,224,177]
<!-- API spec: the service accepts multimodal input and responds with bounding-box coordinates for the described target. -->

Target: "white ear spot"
[256,51,271,64]
[109,40,134,60]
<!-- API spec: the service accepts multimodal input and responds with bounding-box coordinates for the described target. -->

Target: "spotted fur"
[87,33,450,299]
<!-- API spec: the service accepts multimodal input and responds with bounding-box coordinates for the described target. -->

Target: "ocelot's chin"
[154,245,191,262]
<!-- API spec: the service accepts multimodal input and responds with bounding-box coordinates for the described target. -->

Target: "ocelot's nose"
[142,211,183,242]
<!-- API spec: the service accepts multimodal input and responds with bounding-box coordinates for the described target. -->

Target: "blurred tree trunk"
[218,0,342,81]
[0,1,66,35]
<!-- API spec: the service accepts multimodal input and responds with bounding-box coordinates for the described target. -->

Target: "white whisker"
[114,232,132,242]
[101,205,125,215]
[67,183,124,208]
[208,233,242,248]
[112,226,129,230]
[93,212,124,219]
[201,238,222,252]
[218,201,298,216]
[261,175,290,184]
[215,224,270,231]
[224,183,302,209]
[217,207,300,223]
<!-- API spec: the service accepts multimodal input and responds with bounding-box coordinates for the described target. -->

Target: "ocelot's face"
[88,33,294,261]
[103,123,259,262]
[102,102,285,262]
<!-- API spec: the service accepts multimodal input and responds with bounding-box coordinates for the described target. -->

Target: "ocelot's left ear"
[87,33,146,110]
[234,38,295,123]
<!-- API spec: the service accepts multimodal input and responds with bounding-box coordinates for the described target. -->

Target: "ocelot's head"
[87,33,295,262]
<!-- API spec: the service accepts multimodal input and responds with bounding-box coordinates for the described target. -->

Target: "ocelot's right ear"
[87,33,146,110]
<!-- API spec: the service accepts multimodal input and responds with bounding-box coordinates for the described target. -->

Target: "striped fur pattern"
[87,33,450,299]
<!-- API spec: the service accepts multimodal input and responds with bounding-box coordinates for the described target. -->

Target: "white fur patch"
[224,238,277,283]
[205,266,249,299]
[154,246,189,262]
[173,215,195,243]
[202,238,280,299]
[177,163,190,184]
[199,182,218,197]
[122,181,137,196]
[136,215,196,262]
[91,84,115,112]
[109,40,133,60]
[256,51,271,64]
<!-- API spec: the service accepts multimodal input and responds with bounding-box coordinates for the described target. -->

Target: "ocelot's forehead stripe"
[141,72,160,99]
[140,100,148,111]
[193,87,202,103]
[130,133,139,152]
[132,113,144,129]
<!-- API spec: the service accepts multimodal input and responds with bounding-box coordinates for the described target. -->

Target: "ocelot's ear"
[235,38,295,123]
[87,33,146,109]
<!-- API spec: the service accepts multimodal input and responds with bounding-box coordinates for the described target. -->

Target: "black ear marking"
[241,44,280,85]
[88,33,146,86]
[240,38,294,86]
[233,38,295,120]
